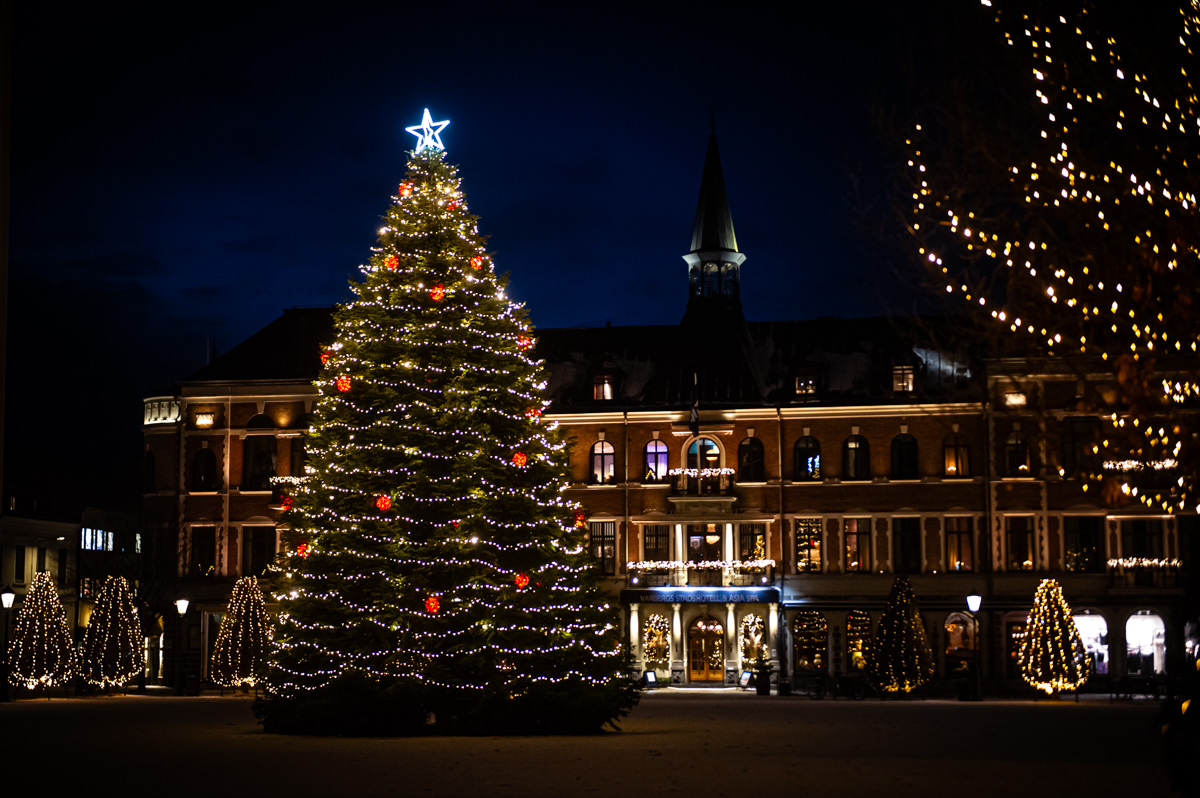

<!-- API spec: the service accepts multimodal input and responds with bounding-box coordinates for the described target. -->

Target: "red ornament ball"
[524,406,543,419]
[448,201,460,210]
[517,335,533,351]
[515,573,530,590]
[470,255,483,270]
[430,284,445,301]
[384,254,399,270]
[425,596,440,614]
[399,182,414,197]
[574,510,588,528]
[375,494,392,512]
[512,452,528,467]
[335,375,352,393]
[295,542,309,558]
[320,350,332,365]
[281,496,294,511]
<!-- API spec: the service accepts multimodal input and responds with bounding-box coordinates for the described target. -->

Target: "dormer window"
[795,376,816,396]
[593,375,614,401]
[893,365,915,393]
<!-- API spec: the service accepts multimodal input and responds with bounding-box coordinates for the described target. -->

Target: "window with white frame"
[590,441,616,484]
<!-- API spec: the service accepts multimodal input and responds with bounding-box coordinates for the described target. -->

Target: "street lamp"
[175,598,189,696]
[966,594,983,701]
[1,585,14,702]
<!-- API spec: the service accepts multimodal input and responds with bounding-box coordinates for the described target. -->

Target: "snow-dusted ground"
[2,687,1166,796]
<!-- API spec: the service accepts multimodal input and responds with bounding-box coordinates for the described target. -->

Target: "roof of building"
[184,307,335,385]
[689,130,738,255]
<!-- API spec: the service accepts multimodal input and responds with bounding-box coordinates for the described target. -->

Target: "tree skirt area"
[2,689,1166,796]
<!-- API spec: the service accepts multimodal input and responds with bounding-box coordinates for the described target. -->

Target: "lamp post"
[1,585,15,702]
[174,598,189,696]
[966,594,983,701]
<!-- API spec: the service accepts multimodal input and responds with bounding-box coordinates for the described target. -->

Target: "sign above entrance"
[622,587,781,604]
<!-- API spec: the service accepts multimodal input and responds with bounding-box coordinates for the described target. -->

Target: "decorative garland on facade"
[1107,557,1182,569]
[739,613,765,664]
[667,467,736,478]
[626,559,776,571]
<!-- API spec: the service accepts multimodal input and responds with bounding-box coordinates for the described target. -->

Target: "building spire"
[682,129,746,325]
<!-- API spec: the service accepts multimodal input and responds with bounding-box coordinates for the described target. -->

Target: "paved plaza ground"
[1,688,1170,796]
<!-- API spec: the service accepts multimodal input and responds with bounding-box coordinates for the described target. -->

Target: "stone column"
[629,603,641,672]
[726,602,738,681]
[671,602,684,684]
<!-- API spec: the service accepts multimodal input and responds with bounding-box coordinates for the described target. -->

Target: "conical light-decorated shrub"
[211,576,271,688]
[867,576,934,694]
[256,112,638,735]
[1018,578,1089,694]
[80,575,144,687]
[8,571,78,690]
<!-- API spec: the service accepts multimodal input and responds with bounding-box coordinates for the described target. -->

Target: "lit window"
[795,518,822,573]
[590,441,615,484]
[593,376,614,401]
[82,528,114,551]
[794,437,821,481]
[844,518,871,572]
[643,440,668,483]
[792,612,828,673]
[846,610,872,672]
[795,376,816,396]
[893,365,915,392]
[946,517,973,572]
[1005,432,1031,476]
[943,434,970,477]
[1005,516,1035,570]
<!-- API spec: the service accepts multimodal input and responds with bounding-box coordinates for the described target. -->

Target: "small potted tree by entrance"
[753,650,773,696]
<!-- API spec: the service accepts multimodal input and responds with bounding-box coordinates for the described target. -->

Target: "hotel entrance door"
[688,617,725,682]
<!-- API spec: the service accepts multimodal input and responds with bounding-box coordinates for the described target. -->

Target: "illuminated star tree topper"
[405,108,450,152]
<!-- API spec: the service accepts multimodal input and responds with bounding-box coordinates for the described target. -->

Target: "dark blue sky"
[7,0,986,509]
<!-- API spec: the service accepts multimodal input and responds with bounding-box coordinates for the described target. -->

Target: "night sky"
[6,0,990,511]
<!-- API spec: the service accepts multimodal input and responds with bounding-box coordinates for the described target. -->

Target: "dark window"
[643,440,668,483]
[890,434,919,480]
[590,441,615,484]
[243,436,277,491]
[1120,519,1164,559]
[593,376,614,401]
[1064,516,1105,572]
[242,526,277,577]
[844,519,871,573]
[57,549,68,586]
[643,524,670,560]
[191,448,219,492]
[794,437,821,481]
[1061,417,1102,476]
[1180,516,1199,577]
[843,435,871,481]
[1005,432,1032,477]
[13,546,25,584]
[191,527,217,578]
[738,524,766,561]
[946,517,974,572]
[290,437,308,478]
[943,433,970,478]
[589,521,616,575]
[892,518,922,574]
[795,519,822,573]
[36,547,46,573]
[143,451,157,493]
[1006,516,1035,570]
[737,437,765,482]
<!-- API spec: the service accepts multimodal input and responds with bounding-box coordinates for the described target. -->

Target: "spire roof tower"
[682,129,746,326]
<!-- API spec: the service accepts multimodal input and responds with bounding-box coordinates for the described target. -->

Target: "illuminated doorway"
[688,616,725,682]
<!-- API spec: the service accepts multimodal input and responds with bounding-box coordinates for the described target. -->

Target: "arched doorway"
[1126,611,1166,676]
[688,616,725,682]
[1073,610,1109,675]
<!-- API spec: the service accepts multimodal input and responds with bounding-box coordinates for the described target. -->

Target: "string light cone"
[80,576,144,688]
[867,576,934,694]
[255,113,638,735]
[906,3,1200,512]
[1018,578,1090,694]
[211,576,272,688]
[7,571,78,690]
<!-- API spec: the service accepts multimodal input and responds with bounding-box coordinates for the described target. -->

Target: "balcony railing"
[670,468,736,496]
[626,559,776,588]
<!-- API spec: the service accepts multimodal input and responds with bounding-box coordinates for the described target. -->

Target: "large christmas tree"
[257,111,637,734]
[866,576,934,694]
[1019,578,1090,694]
[8,571,77,690]
[80,576,144,687]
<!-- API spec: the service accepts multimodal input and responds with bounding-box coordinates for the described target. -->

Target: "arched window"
[1126,611,1166,676]
[686,437,721,469]
[794,436,821,481]
[643,440,668,483]
[792,612,828,673]
[191,448,218,492]
[890,433,919,480]
[143,451,157,494]
[1073,610,1109,675]
[846,610,872,672]
[242,436,277,491]
[943,433,970,478]
[944,611,977,677]
[590,441,615,484]
[737,437,765,482]
[843,435,870,481]
[1005,431,1031,476]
